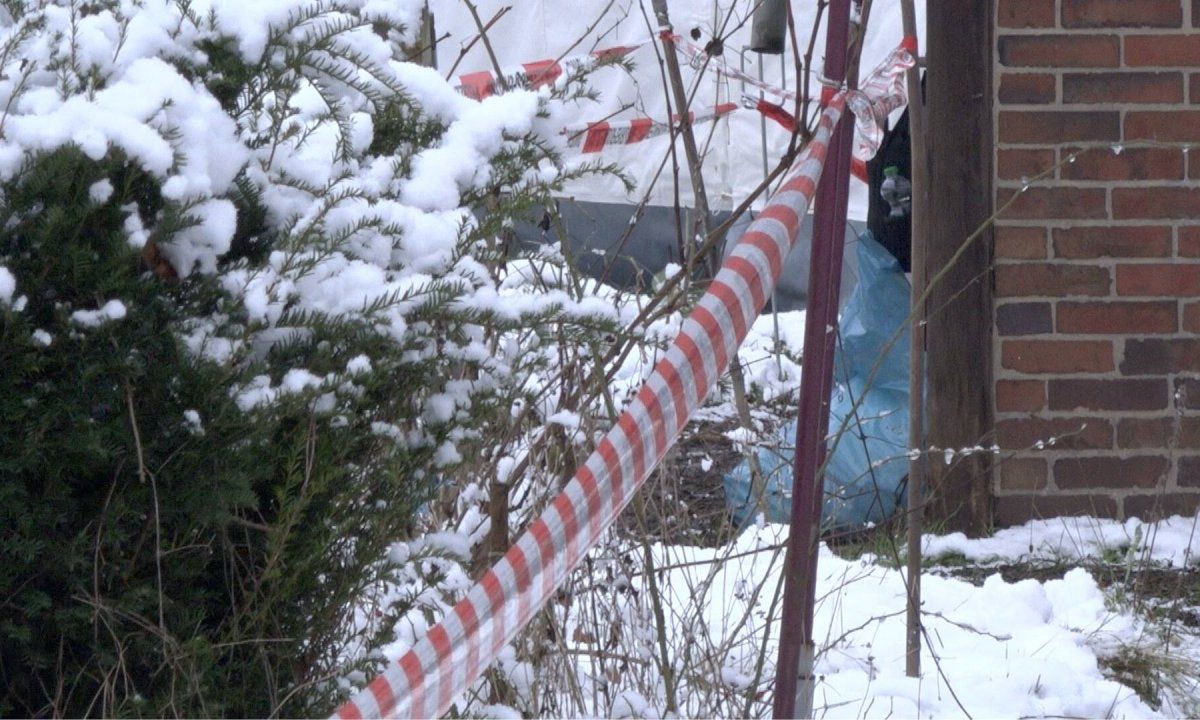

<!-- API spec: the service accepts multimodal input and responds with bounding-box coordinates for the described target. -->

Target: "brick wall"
[992,0,1200,524]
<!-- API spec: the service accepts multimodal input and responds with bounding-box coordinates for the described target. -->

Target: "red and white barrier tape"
[674,31,915,162]
[746,96,870,183]
[335,100,844,720]
[562,100,865,186]
[452,41,648,100]
[450,36,911,170]
[844,40,916,161]
[669,32,801,105]
[564,103,738,152]
[335,42,911,720]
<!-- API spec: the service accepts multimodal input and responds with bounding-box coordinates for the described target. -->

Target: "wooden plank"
[924,0,995,534]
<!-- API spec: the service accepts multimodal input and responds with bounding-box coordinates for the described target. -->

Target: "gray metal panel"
[509,199,861,312]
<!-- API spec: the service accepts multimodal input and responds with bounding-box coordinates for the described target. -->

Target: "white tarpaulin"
[430,0,926,217]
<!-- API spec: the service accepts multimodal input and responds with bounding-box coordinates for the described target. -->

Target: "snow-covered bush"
[0,0,625,715]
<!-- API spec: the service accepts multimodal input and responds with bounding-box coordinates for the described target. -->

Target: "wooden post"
[399,2,437,68]
[925,0,994,534]
[900,0,927,680]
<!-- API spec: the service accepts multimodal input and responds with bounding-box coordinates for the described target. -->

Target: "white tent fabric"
[430,0,926,218]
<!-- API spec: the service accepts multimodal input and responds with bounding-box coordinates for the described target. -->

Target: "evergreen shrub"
[0,1,617,715]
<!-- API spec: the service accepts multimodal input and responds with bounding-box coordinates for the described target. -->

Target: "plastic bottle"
[880,165,912,219]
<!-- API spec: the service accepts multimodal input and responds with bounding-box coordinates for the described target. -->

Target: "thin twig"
[462,0,506,89]
[123,382,167,651]
[443,6,510,79]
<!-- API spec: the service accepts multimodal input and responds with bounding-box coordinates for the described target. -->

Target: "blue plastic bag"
[723,232,911,530]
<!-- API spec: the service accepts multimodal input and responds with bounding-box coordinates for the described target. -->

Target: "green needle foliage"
[0,1,624,716]
[0,142,434,718]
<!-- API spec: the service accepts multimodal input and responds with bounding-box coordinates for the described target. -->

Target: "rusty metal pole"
[772,0,855,717]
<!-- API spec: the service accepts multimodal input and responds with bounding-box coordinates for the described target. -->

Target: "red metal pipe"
[772,0,856,716]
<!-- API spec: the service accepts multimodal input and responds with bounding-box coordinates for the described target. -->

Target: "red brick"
[1057,301,1177,333]
[998,0,1056,27]
[995,493,1118,525]
[1179,456,1200,486]
[1122,339,1200,374]
[997,302,1053,335]
[996,417,1113,450]
[1062,146,1185,182]
[999,110,1121,144]
[998,35,1120,68]
[998,459,1049,491]
[1196,0,1200,29]
[1049,378,1169,410]
[995,263,1111,297]
[1119,417,1200,449]
[1063,72,1184,104]
[995,226,1048,259]
[1117,264,1200,295]
[999,73,1057,104]
[1056,457,1169,489]
[1062,0,1183,28]
[1192,73,1200,104]
[1125,35,1200,66]
[1052,226,1172,258]
[1175,378,1200,409]
[1113,187,1200,219]
[997,187,1108,220]
[1126,111,1200,142]
[1181,227,1200,257]
[1184,302,1200,332]
[1119,418,1169,449]
[998,148,1057,181]
[1125,493,1200,521]
[996,379,1047,412]
[1002,339,1114,373]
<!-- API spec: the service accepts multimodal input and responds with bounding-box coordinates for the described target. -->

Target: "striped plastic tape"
[335,99,843,720]
[452,41,647,100]
[335,41,912,720]
[563,103,738,152]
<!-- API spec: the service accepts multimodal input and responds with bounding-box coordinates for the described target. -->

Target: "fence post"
[772,0,855,716]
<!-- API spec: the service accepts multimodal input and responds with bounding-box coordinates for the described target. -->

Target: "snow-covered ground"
[381,504,1200,718]
[5,0,1194,716]
[614,517,1200,719]
[375,300,1200,718]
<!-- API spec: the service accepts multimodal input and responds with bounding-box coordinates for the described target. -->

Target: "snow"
[11,1,1190,718]
[183,409,205,436]
[123,207,149,249]
[0,266,14,305]
[162,198,239,277]
[402,91,541,211]
[71,299,127,328]
[346,355,373,375]
[88,179,114,204]
[923,514,1200,569]
[433,439,463,467]
[5,55,246,198]
[611,690,653,719]
[599,516,1198,719]
[737,310,806,401]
